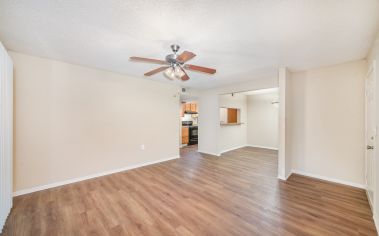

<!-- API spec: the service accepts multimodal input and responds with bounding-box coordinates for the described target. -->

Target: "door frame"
[365,60,377,212]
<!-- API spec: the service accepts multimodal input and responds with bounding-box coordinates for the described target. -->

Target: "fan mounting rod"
[166,44,183,65]
[171,44,180,54]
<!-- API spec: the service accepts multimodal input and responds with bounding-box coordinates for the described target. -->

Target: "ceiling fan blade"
[180,68,190,81]
[177,51,196,63]
[184,64,216,74]
[144,66,169,76]
[130,56,168,65]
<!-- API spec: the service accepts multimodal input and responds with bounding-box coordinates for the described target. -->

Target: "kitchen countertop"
[220,122,244,126]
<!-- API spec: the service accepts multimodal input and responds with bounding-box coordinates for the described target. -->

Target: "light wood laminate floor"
[1,146,377,235]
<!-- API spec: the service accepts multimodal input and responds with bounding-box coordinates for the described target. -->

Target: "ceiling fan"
[130,44,216,81]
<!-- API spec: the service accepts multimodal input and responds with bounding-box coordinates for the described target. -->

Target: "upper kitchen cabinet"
[185,103,191,112]
[181,102,198,116]
[219,107,242,125]
[190,103,197,112]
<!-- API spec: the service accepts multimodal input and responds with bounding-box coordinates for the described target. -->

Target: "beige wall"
[219,94,247,153]
[11,52,180,192]
[246,92,278,149]
[289,60,367,186]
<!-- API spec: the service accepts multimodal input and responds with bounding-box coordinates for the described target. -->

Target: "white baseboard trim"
[277,174,286,180]
[201,144,278,156]
[374,215,379,233]
[246,144,278,151]
[200,145,278,157]
[366,189,375,214]
[367,197,378,234]
[198,150,221,157]
[278,170,292,181]
[291,169,366,189]
[220,145,247,154]
[13,155,180,196]
[285,170,292,180]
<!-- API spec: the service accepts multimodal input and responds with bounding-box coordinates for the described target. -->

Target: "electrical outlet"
[140,144,145,150]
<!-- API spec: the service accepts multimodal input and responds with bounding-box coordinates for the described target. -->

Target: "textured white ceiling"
[0,0,378,89]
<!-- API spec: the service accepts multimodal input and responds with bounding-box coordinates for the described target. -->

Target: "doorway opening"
[180,96,199,155]
[218,87,280,172]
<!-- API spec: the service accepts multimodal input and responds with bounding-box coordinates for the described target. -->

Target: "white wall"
[289,60,367,187]
[219,94,247,153]
[11,52,180,193]
[284,69,293,179]
[246,92,278,149]
[278,68,290,179]
[198,94,220,155]
[198,76,278,155]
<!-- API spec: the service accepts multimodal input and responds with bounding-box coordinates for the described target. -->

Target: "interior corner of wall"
[277,173,286,180]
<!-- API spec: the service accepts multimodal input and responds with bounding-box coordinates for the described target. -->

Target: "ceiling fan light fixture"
[164,66,185,80]
[164,67,176,80]
[174,66,185,78]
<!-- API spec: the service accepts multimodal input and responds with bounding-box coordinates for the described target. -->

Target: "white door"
[365,61,377,210]
[0,43,13,233]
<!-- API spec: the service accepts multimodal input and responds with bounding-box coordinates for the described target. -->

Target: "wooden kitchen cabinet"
[190,103,197,112]
[182,127,189,144]
[227,108,238,123]
[182,136,189,144]
[185,103,191,112]
[182,127,189,137]
[182,102,198,113]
